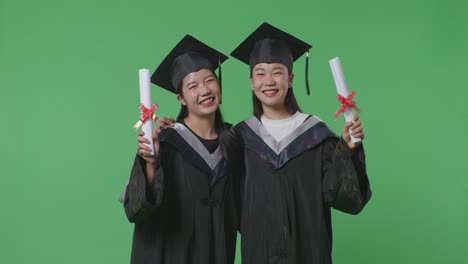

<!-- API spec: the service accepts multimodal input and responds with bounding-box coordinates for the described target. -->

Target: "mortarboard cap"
[230,22,313,95]
[152,34,228,94]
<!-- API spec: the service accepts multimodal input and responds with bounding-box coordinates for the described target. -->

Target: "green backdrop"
[1,0,467,263]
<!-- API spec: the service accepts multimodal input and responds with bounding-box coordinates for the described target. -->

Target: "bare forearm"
[145,162,155,184]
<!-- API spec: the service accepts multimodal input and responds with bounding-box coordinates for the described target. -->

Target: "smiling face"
[177,68,221,118]
[250,63,294,110]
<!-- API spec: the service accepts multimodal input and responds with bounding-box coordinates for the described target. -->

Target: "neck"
[184,114,217,139]
[261,104,292,120]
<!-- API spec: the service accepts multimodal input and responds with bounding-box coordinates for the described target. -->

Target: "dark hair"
[252,87,302,116]
[176,72,240,168]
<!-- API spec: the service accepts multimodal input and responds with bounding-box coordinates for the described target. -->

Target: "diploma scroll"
[329,57,361,144]
[138,69,155,155]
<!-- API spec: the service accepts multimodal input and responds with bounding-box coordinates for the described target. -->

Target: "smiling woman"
[120,35,241,264]
[176,68,222,130]
[251,62,299,119]
[230,22,371,264]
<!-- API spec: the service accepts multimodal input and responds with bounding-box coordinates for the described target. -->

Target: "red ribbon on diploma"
[134,103,159,129]
[334,91,360,118]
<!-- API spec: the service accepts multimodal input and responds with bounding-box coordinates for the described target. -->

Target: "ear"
[288,73,295,88]
[177,94,187,106]
[249,76,255,90]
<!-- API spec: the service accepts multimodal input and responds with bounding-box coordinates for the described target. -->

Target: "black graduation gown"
[122,123,238,264]
[235,115,372,264]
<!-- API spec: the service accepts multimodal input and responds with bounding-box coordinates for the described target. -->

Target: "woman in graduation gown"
[230,23,372,264]
[121,35,240,264]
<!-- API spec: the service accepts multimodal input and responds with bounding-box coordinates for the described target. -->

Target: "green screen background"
[1,0,467,263]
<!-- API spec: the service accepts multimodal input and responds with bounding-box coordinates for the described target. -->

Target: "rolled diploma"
[139,69,155,155]
[329,57,361,143]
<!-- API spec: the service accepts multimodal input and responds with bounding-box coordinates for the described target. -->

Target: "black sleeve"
[234,129,245,233]
[322,138,372,215]
[123,148,166,223]
[231,126,245,233]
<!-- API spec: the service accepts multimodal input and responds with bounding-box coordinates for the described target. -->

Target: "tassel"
[218,59,223,104]
[218,59,222,91]
[305,51,310,96]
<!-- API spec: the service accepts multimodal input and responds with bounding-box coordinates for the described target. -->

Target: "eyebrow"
[204,73,216,80]
[185,81,198,87]
[272,67,285,71]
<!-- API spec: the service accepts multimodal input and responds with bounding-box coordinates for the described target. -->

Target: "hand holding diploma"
[137,128,160,164]
[329,57,363,147]
[137,127,161,183]
[341,115,365,150]
[118,69,160,203]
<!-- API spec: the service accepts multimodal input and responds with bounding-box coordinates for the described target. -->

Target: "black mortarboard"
[151,34,228,94]
[230,22,313,95]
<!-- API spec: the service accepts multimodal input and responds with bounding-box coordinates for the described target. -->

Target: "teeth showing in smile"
[262,89,279,97]
[200,97,214,105]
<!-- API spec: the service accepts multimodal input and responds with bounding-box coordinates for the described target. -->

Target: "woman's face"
[250,63,294,109]
[178,68,221,118]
